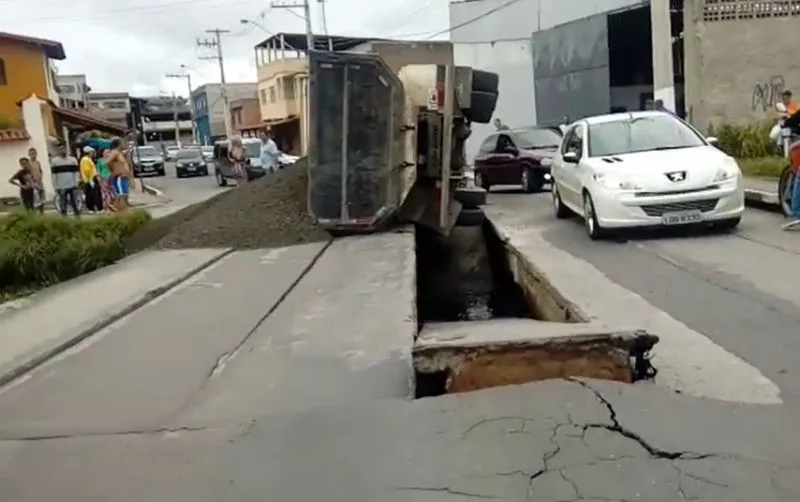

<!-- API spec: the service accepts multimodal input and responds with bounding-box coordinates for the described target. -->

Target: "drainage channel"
[413,220,658,398]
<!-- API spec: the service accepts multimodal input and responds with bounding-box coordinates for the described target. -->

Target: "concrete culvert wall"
[412,218,659,398]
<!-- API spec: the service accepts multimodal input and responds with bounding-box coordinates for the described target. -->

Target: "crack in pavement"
[394,485,503,499]
[567,378,715,461]
[0,425,211,442]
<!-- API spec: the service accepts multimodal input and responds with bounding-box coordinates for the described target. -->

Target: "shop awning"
[53,107,127,136]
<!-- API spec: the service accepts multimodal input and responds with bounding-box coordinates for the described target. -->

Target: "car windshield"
[175,149,202,160]
[513,128,562,149]
[588,115,706,157]
[243,142,261,158]
[134,146,159,157]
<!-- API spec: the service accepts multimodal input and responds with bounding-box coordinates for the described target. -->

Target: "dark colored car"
[130,146,166,176]
[212,139,267,186]
[174,148,209,178]
[473,126,563,192]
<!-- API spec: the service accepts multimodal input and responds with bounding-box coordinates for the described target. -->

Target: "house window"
[284,77,295,99]
[269,86,276,103]
[0,58,6,85]
[260,89,266,104]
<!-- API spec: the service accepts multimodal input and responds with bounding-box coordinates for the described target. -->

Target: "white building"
[450,0,800,159]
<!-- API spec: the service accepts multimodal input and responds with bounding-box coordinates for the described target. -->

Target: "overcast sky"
[0,0,449,97]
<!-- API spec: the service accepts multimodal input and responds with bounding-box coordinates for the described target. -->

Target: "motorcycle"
[777,109,800,217]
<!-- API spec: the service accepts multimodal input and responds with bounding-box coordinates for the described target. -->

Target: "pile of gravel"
[125,157,331,251]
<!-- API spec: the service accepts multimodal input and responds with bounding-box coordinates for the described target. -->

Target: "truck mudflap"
[307,50,408,234]
[400,184,462,235]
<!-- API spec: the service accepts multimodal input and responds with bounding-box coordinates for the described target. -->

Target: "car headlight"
[713,160,740,182]
[539,157,553,167]
[593,172,640,190]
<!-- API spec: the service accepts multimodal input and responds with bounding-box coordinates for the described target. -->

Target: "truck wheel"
[466,91,499,124]
[454,187,487,209]
[456,208,485,227]
[471,70,499,93]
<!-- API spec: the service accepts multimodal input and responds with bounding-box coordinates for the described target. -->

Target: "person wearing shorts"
[107,138,133,211]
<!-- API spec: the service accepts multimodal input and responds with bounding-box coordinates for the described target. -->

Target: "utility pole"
[196,29,232,138]
[171,91,181,147]
[165,71,196,144]
[271,0,314,51]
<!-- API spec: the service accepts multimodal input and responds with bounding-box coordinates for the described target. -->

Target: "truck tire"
[456,208,485,227]
[466,91,499,124]
[454,187,487,209]
[471,70,499,93]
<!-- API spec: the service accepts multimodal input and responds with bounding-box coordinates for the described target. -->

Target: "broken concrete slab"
[483,204,782,404]
[0,243,328,439]
[0,248,232,389]
[414,319,658,393]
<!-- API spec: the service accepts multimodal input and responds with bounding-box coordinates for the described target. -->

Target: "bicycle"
[778,165,794,217]
[53,188,86,215]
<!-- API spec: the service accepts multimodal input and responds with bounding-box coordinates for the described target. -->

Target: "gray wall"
[532,14,610,125]
[684,0,800,131]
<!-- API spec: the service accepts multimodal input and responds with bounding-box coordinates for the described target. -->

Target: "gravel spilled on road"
[125,157,332,251]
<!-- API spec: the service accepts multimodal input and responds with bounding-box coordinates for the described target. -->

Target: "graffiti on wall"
[751,75,785,112]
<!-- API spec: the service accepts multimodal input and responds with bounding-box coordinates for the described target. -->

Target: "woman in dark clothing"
[8,157,36,211]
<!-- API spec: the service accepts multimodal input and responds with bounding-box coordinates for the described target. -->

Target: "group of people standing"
[8,138,135,216]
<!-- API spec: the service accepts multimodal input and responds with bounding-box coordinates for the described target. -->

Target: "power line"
[424,0,525,39]
[196,29,232,138]
[20,0,253,23]
[271,0,316,51]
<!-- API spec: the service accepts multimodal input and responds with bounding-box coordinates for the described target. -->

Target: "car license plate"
[661,210,702,225]
[142,166,152,171]
[187,166,195,171]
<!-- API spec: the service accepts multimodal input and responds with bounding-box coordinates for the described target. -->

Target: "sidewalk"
[0,248,230,387]
[744,176,780,206]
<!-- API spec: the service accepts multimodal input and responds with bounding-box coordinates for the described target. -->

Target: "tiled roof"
[0,129,30,143]
[0,31,66,60]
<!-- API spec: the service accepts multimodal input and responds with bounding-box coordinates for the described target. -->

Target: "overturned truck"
[307,41,499,235]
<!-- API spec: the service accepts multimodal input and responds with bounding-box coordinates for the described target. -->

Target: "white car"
[550,111,744,240]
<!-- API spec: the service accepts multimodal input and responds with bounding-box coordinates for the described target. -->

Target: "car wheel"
[158,168,166,176]
[521,166,543,193]
[715,217,740,233]
[475,172,491,192]
[551,183,570,219]
[176,171,183,179]
[216,170,227,187]
[201,169,209,176]
[583,192,607,240]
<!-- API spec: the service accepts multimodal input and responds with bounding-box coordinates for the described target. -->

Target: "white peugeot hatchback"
[550,111,744,240]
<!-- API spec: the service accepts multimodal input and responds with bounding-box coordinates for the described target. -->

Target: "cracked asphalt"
[1,194,800,500]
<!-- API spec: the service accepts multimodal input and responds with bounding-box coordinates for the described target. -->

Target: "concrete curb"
[744,188,780,207]
[0,249,234,389]
[141,182,170,202]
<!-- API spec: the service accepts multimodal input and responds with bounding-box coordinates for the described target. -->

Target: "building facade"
[88,92,130,127]
[55,74,89,110]
[230,97,261,137]
[683,0,800,132]
[450,0,799,159]
[0,31,63,131]
[134,95,193,145]
[191,82,256,144]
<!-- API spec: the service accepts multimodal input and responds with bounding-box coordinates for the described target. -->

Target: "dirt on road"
[125,158,331,251]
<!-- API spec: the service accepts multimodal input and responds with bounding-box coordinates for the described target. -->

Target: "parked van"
[211,138,267,186]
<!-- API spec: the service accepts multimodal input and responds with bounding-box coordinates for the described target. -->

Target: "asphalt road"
[488,187,800,402]
[2,189,800,499]
[139,160,228,210]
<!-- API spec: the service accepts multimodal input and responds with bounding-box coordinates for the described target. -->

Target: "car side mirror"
[563,151,579,163]
[706,136,718,145]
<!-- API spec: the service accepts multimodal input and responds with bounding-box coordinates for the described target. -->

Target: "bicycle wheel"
[778,166,793,217]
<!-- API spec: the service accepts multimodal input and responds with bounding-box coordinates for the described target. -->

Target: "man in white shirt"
[259,130,280,173]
